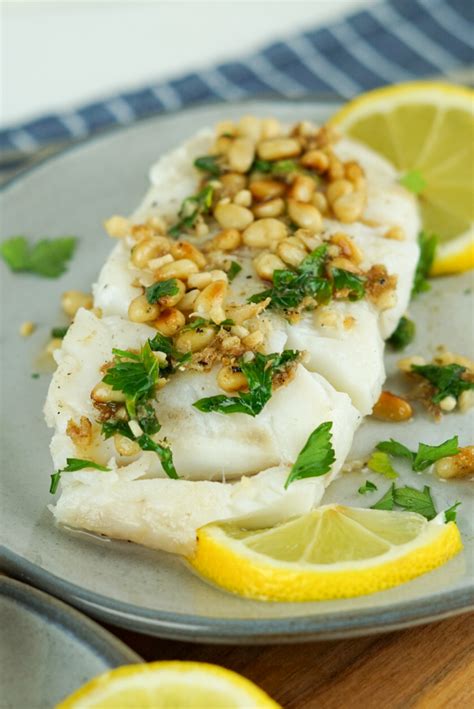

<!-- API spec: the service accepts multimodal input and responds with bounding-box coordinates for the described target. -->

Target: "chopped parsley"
[101,419,135,440]
[194,155,223,177]
[387,316,415,350]
[102,341,161,419]
[136,433,178,479]
[51,326,69,339]
[412,231,438,297]
[371,483,437,520]
[252,158,301,175]
[100,421,177,479]
[31,373,40,379]
[193,350,300,417]
[444,501,461,523]
[411,362,474,405]
[399,169,426,194]
[366,451,398,479]
[332,268,366,301]
[1,235,78,278]
[168,184,214,238]
[145,278,179,304]
[50,458,110,494]
[148,332,191,368]
[358,480,378,495]
[376,435,460,472]
[227,261,242,282]
[284,422,335,488]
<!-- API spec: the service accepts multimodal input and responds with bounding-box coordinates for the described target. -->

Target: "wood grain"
[109,613,474,708]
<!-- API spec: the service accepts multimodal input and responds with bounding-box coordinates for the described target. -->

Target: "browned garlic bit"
[66,416,93,448]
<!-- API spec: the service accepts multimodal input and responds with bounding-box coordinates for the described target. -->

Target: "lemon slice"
[330,82,474,271]
[57,661,280,709]
[190,505,462,602]
[430,228,474,276]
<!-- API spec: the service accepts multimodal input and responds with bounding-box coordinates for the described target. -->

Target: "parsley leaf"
[376,436,460,472]
[102,341,160,418]
[51,326,69,339]
[145,278,179,304]
[371,483,395,511]
[136,401,161,435]
[252,159,301,175]
[136,433,178,479]
[227,261,242,282]
[399,169,427,194]
[387,316,416,350]
[284,422,335,488]
[376,439,414,463]
[1,235,78,278]
[358,480,378,495]
[412,231,438,297]
[393,485,437,520]
[411,363,474,405]
[168,184,214,238]
[101,420,135,440]
[193,350,300,417]
[194,155,223,176]
[50,458,110,494]
[367,451,399,479]
[445,502,461,523]
[332,268,366,300]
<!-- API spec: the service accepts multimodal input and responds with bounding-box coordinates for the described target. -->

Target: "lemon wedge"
[190,505,462,602]
[330,82,474,273]
[57,661,280,709]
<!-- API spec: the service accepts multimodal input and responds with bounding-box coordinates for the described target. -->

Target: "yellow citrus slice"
[430,229,474,276]
[190,505,462,602]
[57,661,280,709]
[330,82,474,272]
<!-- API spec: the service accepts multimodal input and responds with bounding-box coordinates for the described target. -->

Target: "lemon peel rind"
[191,522,462,602]
[57,661,281,709]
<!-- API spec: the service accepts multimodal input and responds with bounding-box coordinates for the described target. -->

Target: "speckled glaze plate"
[0,577,141,708]
[1,101,473,643]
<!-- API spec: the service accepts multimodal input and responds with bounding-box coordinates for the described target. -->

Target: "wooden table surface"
[107,612,474,708]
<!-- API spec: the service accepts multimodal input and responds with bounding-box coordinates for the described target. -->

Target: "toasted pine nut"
[214,202,254,230]
[372,391,413,422]
[257,138,301,161]
[228,137,255,173]
[330,256,360,274]
[434,350,474,371]
[301,150,329,172]
[226,300,270,324]
[175,324,216,353]
[216,120,235,136]
[326,179,353,205]
[277,238,307,268]
[130,224,156,242]
[170,241,207,268]
[114,434,141,457]
[249,180,286,202]
[287,200,322,232]
[260,117,281,139]
[61,290,93,318]
[288,175,316,203]
[152,307,186,336]
[242,330,264,349]
[439,395,458,412]
[253,252,286,281]
[177,289,200,313]
[220,173,247,197]
[398,355,426,373]
[332,191,365,223]
[435,446,474,479]
[237,115,262,142]
[294,229,322,252]
[233,189,252,207]
[147,254,174,271]
[214,135,233,154]
[157,278,186,308]
[188,272,212,290]
[243,218,287,248]
[217,365,248,393]
[154,258,199,282]
[19,321,36,337]
[206,228,242,252]
[195,280,228,324]
[328,156,345,180]
[104,215,130,238]
[252,198,286,219]
[128,295,160,323]
[131,237,171,269]
[91,382,126,404]
[459,389,474,413]
[330,232,363,264]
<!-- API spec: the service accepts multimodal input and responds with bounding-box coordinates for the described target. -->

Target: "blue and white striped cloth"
[1,0,472,154]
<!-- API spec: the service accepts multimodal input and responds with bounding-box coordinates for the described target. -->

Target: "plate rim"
[1,101,473,643]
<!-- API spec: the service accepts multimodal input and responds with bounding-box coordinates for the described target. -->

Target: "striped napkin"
[1,0,472,158]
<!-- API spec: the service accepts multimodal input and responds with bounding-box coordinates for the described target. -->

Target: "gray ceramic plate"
[0,576,141,708]
[1,101,473,643]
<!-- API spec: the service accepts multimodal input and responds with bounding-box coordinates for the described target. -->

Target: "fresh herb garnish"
[136,433,178,479]
[50,458,110,494]
[358,480,378,495]
[332,268,366,300]
[148,332,191,368]
[252,159,301,175]
[101,419,135,440]
[284,422,335,488]
[145,278,179,304]
[193,350,300,417]
[445,501,461,523]
[366,451,398,479]
[31,372,40,379]
[249,245,331,311]
[411,363,474,405]
[387,316,415,350]
[227,261,242,282]
[412,231,438,297]
[136,401,161,435]
[51,326,69,339]
[102,341,160,419]
[194,155,223,177]
[1,235,78,278]
[376,435,460,472]
[168,184,214,238]
[371,483,437,519]
[399,169,426,194]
